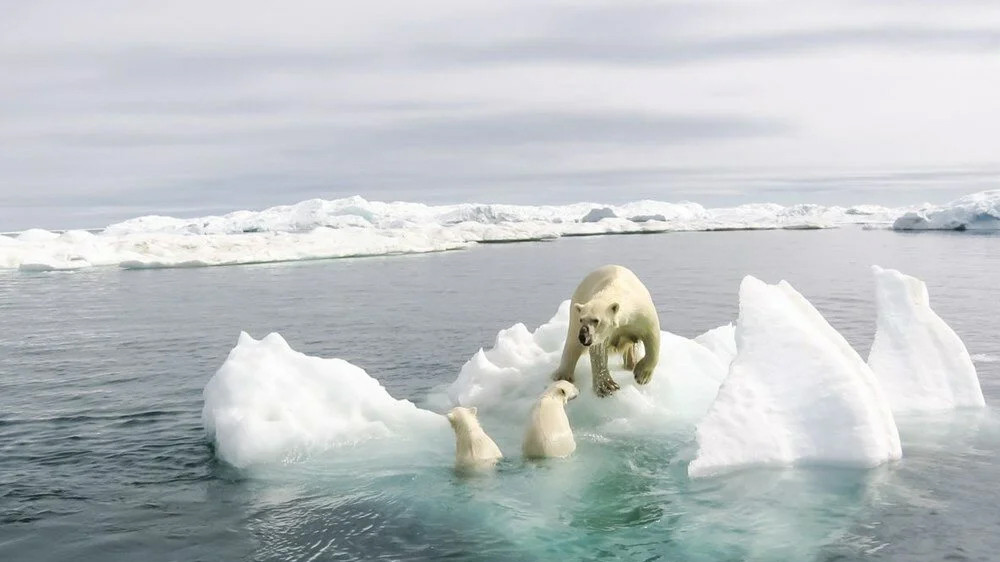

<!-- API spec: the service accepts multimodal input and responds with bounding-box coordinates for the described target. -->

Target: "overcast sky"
[2,0,999,229]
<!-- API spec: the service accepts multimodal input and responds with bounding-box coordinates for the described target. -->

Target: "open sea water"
[1,228,999,561]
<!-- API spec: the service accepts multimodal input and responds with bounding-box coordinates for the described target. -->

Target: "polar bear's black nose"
[579,328,592,346]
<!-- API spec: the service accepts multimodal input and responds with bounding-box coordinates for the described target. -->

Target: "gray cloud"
[358,112,786,149]
[34,110,779,147]
[1,0,998,230]
[414,27,1000,67]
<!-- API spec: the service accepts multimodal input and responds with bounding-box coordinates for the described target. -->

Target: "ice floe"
[693,323,737,366]
[867,266,985,412]
[202,331,445,469]
[443,300,729,434]
[5,226,471,271]
[201,268,984,476]
[688,276,902,478]
[1,195,902,271]
[893,190,1000,231]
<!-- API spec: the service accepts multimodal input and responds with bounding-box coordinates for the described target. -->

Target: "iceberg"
[867,266,985,412]
[688,276,901,478]
[444,301,729,435]
[892,190,1000,231]
[0,195,903,271]
[202,332,445,469]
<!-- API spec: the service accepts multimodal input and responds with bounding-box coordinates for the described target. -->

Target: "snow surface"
[0,195,901,270]
[893,190,1000,231]
[443,300,730,433]
[867,266,985,412]
[202,331,445,469]
[693,323,737,366]
[4,226,472,271]
[688,276,902,478]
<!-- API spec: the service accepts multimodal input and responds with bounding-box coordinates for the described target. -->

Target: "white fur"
[522,381,580,459]
[553,264,661,396]
[447,406,503,472]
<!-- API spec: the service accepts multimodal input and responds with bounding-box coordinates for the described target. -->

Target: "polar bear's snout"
[578,325,593,346]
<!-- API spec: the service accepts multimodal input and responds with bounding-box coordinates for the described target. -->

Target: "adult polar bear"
[552,265,661,397]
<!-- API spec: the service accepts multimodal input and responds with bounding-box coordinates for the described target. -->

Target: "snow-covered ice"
[867,266,985,412]
[7,190,999,271]
[3,226,471,271]
[198,267,985,474]
[202,332,446,469]
[200,272,987,476]
[202,309,731,468]
[893,190,1000,231]
[693,323,737,367]
[442,301,730,434]
[688,276,902,478]
[1,195,902,271]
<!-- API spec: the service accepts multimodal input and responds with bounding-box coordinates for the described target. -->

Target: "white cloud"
[1,0,999,229]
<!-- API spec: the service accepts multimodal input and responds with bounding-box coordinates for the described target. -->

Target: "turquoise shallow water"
[1,228,999,561]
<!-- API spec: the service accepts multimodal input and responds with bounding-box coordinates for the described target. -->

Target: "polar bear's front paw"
[634,362,654,385]
[594,376,620,397]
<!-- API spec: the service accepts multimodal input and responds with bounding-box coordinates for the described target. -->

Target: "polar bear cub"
[447,406,503,472]
[552,264,661,397]
[522,380,580,459]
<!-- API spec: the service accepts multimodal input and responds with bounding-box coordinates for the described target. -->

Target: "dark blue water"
[1,228,998,561]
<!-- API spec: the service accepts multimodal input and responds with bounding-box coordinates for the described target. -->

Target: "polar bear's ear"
[609,302,620,314]
[469,407,478,417]
[573,303,584,314]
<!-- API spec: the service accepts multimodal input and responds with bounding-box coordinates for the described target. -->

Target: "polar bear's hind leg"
[633,332,659,385]
[610,334,639,370]
[622,342,639,370]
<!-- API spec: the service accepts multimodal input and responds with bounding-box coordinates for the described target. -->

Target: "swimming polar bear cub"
[447,406,503,472]
[552,265,661,397]
[523,381,580,459]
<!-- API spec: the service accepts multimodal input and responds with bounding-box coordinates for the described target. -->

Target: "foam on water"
[867,266,986,412]
[972,353,1000,363]
[0,195,905,271]
[688,276,902,478]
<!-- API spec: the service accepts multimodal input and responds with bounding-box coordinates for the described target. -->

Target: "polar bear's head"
[544,380,580,403]
[574,299,620,346]
[446,406,481,431]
